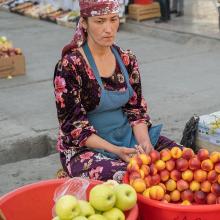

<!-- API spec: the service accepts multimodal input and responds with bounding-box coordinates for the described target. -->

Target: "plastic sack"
[180,115,199,152]
[52,177,90,217]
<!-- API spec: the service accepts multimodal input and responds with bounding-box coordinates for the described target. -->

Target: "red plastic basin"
[0,178,138,220]
[123,173,220,220]
[134,0,153,5]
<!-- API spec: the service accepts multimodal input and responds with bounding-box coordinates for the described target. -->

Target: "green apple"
[103,180,119,188]
[55,195,80,220]
[103,207,125,220]
[89,184,116,211]
[73,216,88,220]
[52,217,60,220]
[78,200,95,217]
[88,214,107,220]
[95,209,103,215]
[0,36,7,43]
[114,184,137,211]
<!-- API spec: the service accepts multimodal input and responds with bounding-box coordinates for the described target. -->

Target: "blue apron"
[83,42,162,159]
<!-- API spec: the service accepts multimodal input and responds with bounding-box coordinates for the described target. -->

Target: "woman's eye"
[112,17,119,22]
[96,20,104,24]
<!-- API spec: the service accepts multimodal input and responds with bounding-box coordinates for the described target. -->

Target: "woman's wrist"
[110,145,120,155]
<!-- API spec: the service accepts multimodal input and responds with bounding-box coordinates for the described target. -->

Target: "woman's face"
[83,13,120,47]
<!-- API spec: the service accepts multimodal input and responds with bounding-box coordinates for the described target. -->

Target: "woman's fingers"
[124,155,131,163]
[123,147,137,154]
[129,148,138,154]
[135,145,145,154]
[145,146,152,154]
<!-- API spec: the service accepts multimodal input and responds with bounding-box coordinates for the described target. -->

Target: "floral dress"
[53,45,179,181]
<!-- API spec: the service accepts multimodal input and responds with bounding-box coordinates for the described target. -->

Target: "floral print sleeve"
[54,54,96,152]
[121,49,151,127]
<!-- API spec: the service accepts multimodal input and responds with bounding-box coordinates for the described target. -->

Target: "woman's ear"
[80,17,87,30]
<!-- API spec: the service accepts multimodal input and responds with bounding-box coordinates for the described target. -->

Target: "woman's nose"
[104,21,113,33]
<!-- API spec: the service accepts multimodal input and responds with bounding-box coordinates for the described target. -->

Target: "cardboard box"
[0,54,26,78]
[128,2,161,21]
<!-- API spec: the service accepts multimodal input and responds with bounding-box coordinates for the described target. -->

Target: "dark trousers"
[157,0,170,20]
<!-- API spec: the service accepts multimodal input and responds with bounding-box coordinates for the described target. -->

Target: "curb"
[120,20,220,44]
[0,131,57,165]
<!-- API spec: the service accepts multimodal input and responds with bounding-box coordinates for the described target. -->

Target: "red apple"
[149,150,160,163]
[197,149,209,161]
[194,191,206,204]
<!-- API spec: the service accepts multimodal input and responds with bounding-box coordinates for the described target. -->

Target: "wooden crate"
[128,2,161,21]
[0,55,26,78]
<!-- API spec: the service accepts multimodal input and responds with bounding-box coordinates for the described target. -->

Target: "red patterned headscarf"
[62,0,120,57]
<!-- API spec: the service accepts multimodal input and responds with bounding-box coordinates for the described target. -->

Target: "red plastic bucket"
[0,178,138,220]
[134,0,153,5]
[123,173,220,220]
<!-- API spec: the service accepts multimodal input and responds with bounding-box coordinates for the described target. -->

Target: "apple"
[149,150,160,163]
[89,184,116,211]
[78,200,95,217]
[131,178,146,193]
[181,200,191,205]
[140,164,150,176]
[114,184,137,211]
[182,148,194,160]
[88,214,107,220]
[197,149,209,161]
[206,193,217,205]
[129,171,141,184]
[149,185,165,200]
[129,156,142,168]
[127,162,140,173]
[103,207,125,220]
[103,180,119,188]
[73,216,88,220]
[217,197,220,204]
[143,188,151,198]
[52,217,60,220]
[194,191,206,204]
[95,209,103,215]
[138,153,151,165]
[55,195,80,220]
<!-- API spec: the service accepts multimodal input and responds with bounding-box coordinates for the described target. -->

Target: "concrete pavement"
[123,0,220,40]
[0,0,220,196]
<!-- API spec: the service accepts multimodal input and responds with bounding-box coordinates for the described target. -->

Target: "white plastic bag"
[197,111,220,145]
[52,177,90,217]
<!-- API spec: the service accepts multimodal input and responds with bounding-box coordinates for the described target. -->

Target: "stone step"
[0,153,60,196]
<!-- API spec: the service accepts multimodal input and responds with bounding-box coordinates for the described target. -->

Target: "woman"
[54,0,180,182]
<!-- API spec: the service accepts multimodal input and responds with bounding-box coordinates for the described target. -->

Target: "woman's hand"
[115,147,137,162]
[135,142,153,154]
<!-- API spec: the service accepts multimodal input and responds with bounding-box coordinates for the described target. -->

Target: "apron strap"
[82,42,131,89]
[111,46,131,86]
[83,42,104,89]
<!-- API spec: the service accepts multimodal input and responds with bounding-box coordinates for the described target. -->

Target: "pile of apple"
[53,180,137,220]
[0,36,22,58]
[127,147,220,205]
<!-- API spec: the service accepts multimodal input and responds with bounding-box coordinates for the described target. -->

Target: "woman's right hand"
[115,147,137,163]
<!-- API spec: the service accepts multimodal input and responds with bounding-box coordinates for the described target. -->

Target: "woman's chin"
[99,38,115,47]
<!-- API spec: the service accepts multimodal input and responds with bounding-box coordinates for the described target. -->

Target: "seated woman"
[53,0,181,182]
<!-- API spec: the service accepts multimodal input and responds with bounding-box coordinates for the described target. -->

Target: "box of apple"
[126,147,220,205]
[52,180,137,220]
[0,36,22,58]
